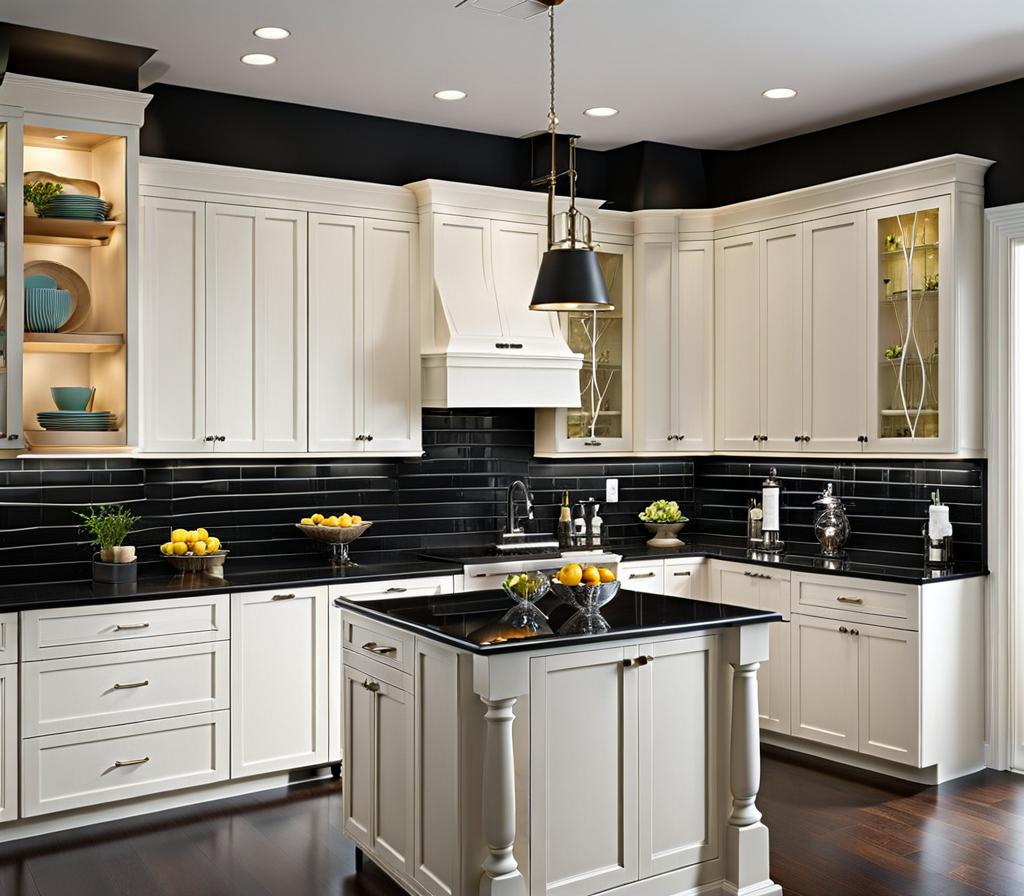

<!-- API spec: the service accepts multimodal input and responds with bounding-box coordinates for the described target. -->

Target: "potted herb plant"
[24,181,63,216]
[75,504,141,583]
[639,499,689,548]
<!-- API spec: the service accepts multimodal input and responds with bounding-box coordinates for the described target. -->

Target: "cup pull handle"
[362,642,397,656]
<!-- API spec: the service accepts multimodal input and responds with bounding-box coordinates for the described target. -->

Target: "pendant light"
[529,0,613,313]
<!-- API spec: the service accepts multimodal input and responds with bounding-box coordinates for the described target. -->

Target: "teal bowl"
[25,288,72,333]
[50,386,95,411]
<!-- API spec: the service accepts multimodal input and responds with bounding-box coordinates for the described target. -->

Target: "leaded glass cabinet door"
[867,196,952,452]
[0,116,24,450]
[557,242,633,453]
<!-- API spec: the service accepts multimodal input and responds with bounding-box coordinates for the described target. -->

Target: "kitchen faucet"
[507,480,534,535]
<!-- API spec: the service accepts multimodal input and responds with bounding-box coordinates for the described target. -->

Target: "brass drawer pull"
[837,596,864,604]
[113,680,149,690]
[114,756,150,768]
[636,655,654,666]
[114,622,150,631]
[272,594,296,601]
[629,572,656,579]
[622,658,635,668]
[362,642,398,657]
[384,587,407,594]
[673,571,692,577]
[362,680,381,692]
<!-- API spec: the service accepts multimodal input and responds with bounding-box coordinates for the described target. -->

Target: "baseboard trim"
[761,732,943,785]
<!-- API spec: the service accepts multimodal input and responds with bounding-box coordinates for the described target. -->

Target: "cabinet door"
[0,117,24,450]
[858,623,920,765]
[677,241,715,451]
[343,665,374,847]
[663,559,705,600]
[0,665,16,823]
[758,575,791,735]
[638,635,718,877]
[491,219,556,341]
[715,234,760,450]
[791,614,859,750]
[803,213,867,452]
[231,588,329,778]
[432,214,503,340]
[634,235,677,453]
[621,562,665,595]
[141,197,210,452]
[308,213,364,453]
[363,220,420,453]
[261,208,308,453]
[530,645,639,896]
[373,677,415,875]
[206,204,261,451]
[759,225,804,451]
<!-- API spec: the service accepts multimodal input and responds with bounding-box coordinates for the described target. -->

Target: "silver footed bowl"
[549,579,620,613]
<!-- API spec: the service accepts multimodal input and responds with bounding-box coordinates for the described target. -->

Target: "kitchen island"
[336,587,784,896]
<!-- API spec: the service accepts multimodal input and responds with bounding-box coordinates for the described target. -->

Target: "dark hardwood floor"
[0,747,1021,895]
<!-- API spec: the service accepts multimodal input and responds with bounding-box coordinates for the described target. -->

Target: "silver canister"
[813,483,850,557]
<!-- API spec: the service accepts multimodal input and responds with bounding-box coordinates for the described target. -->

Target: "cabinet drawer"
[664,560,707,601]
[332,576,454,602]
[792,573,919,629]
[620,562,665,594]
[22,595,229,661]
[22,642,230,738]
[343,615,413,675]
[343,645,413,693]
[21,711,230,817]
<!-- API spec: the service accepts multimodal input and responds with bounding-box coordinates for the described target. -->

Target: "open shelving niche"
[22,124,128,450]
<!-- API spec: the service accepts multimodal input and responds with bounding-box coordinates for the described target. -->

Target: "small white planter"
[644,522,686,548]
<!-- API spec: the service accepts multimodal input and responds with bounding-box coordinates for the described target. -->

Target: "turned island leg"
[474,654,529,896]
[725,624,782,896]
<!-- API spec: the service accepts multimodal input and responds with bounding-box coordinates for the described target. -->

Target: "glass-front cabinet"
[0,115,25,450]
[536,241,633,453]
[867,196,955,452]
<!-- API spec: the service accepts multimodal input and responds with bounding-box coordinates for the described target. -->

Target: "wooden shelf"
[25,430,127,449]
[24,332,124,354]
[24,216,120,247]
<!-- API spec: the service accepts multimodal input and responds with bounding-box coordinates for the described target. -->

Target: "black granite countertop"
[0,553,463,613]
[335,588,782,655]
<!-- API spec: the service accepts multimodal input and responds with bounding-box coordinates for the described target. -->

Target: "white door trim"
[984,203,1024,771]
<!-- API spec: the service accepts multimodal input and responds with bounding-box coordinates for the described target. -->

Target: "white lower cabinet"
[662,558,706,600]
[791,613,919,764]
[620,562,665,595]
[343,657,414,877]
[709,561,791,734]
[0,664,17,823]
[22,712,230,817]
[231,587,329,778]
[529,635,718,896]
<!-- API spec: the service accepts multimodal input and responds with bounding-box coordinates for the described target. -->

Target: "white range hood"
[407,180,584,409]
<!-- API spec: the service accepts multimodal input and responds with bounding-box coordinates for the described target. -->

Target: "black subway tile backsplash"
[0,410,985,584]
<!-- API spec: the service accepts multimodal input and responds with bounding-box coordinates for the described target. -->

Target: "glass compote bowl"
[550,579,620,634]
[501,571,550,609]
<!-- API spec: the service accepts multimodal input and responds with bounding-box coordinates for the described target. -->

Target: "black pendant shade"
[530,248,614,312]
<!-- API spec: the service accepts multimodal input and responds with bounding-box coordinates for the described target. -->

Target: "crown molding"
[0,73,151,127]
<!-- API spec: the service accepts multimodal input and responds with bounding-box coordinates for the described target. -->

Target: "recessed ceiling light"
[762,87,797,99]
[53,134,69,141]
[253,26,290,40]
[584,107,619,118]
[434,89,467,101]
[241,53,277,66]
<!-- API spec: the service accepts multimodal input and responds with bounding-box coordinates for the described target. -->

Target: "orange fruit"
[581,566,601,586]
[598,567,615,583]
[557,563,583,587]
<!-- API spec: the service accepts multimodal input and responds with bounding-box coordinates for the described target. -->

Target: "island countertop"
[334,587,782,654]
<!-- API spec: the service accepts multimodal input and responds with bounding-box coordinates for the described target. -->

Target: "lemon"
[300,517,314,526]
[193,540,208,556]
[581,566,601,586]
[311,513,325,525]
[172,541,189,556]
[171,529,188,544]
[598,567,616,584]
[206,537,221,553]
[339,513,353,528]
[351,514,363,525]
[160,542,174,556]
[322,516,340,527]
[187,530,198,544]
[557,563,583,587]
[196,527,209,542]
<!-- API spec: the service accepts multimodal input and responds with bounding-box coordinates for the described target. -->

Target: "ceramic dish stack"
[38,194,111,221]
[36,411,118,432]
[25,275,73,332]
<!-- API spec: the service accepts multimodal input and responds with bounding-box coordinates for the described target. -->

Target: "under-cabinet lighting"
[54,135,69,141]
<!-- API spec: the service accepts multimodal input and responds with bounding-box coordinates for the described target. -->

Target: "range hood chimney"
[408,180,585,409]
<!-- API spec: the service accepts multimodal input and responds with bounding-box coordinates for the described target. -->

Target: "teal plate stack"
[39,195,110,221]
[36,411,118,432]
[24,275,73,332]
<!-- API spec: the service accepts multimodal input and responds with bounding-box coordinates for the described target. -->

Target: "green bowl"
[50,386,95,411]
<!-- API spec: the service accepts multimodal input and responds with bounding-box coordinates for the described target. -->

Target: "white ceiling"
[6,0,1024,150]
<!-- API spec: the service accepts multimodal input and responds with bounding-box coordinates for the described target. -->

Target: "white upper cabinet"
[634,234,714,453]
[803,213,867,452]
[491,219,557,341]
[142,197,207,453]
[715,234,761,451]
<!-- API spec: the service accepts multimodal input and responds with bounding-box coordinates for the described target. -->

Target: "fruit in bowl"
[502,571,549,605]
[298,512,363,527]
[295,513,372,566]
[160,527,223,558]
[554,563,615,587]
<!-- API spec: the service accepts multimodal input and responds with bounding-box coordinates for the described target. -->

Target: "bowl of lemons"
[296,513,372,566]
[549,562,620,613]
[160,527,227,575]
